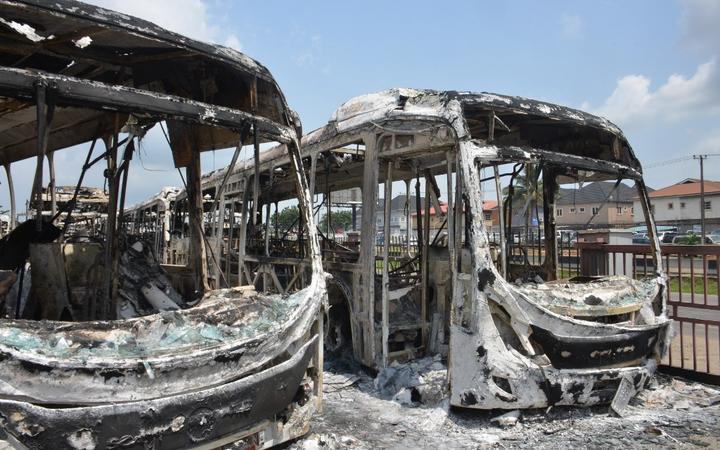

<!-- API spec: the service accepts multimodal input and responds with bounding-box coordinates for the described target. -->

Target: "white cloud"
[86,0,240,48]
[560,13,583,38]
[588,59,720,126]
[680,0,720,54]
[223,34,242,51]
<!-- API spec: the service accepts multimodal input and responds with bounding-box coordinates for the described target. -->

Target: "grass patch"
[667,276,718,296]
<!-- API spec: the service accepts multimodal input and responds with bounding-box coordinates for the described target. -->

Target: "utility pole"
[693,154,707,242]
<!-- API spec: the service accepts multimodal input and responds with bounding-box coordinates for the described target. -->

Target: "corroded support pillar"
[187,148,210,293]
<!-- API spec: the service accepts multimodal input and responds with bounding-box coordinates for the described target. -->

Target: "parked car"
[659,231,679,243]
[632,234,650,244]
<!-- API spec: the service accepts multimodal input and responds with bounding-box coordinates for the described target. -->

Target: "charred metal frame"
[0,1,325,447]
[180,88,672,410]
[0,79,324,448]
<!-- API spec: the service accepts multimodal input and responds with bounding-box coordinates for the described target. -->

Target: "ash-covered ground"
[289,355,720,450]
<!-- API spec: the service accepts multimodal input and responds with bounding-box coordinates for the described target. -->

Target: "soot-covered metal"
[0,1,325,448]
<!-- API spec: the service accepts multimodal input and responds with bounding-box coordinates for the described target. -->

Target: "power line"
[645,152,720,169]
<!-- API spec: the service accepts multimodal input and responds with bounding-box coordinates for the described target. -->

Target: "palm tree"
[502,164,544,260]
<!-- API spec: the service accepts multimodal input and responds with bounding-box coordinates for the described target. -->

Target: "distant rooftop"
[648,178,720,199]
[556,181,636,205]
[412,200,497,217]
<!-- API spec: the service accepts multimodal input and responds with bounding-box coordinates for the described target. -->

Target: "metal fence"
[487,232,581,275]
[577,242,720,382]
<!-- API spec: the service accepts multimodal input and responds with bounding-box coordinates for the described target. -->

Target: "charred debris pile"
[0,229,189,321]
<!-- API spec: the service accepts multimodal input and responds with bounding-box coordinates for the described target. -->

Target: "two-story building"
[555,181,636,229]
[412,200,498,235]
[633,178,720,233]
[375,194,424,237]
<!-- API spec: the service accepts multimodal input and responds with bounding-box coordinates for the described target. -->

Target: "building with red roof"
[632,178,720,233]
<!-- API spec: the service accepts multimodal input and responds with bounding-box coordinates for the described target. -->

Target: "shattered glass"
[0,288,307,361]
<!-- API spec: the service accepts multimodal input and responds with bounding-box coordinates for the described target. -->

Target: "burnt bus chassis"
[0,67,324,449]
[214,89,672,410]
[0,1,325,447]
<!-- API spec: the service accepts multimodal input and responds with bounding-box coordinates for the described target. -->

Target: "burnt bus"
[0,1,325,448]
[209,88,671,409]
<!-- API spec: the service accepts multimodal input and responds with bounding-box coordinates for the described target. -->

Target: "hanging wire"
[645,152,720,169]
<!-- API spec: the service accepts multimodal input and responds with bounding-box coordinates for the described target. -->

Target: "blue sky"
[2,0,720,212]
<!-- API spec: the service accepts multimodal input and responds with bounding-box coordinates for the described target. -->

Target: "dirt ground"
[288,357,720,450]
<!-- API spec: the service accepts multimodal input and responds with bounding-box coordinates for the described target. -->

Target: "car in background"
[632,233,650,244]
[659,231,679,244]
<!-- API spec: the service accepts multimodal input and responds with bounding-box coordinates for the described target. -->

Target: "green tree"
[272,206,300,232]
[681,232,701,245]
[319,210,353,234]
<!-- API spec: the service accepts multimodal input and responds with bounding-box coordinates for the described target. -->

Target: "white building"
[633,178,720,233]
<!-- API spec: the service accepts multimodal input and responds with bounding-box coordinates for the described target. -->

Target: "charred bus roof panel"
[310,88,640,176]
[0,0,300,165]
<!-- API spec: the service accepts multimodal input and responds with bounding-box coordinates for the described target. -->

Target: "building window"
[616,206,622,214]
[483,212,491,220]
[556,208,563,217]
[592,207,600,215]
[680,202,686,209]
[569,207,576,213]
[706,201,712,211]
[668,202,674,210]
[579,207,585,213]
[631,207,634,214]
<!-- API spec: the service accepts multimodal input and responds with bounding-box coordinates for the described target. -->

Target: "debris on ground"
[374,354,448,406]
[490,409,521,427]
[290,359,720,449]
[324,372,362,393]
